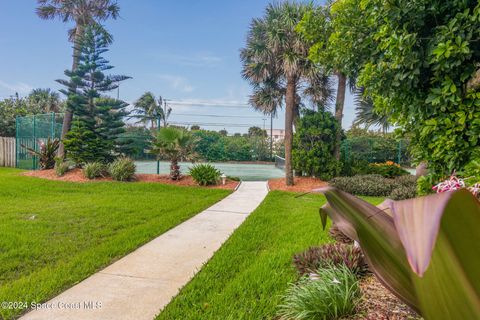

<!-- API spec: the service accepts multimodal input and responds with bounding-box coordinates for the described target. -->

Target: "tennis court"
[135,161,284,181]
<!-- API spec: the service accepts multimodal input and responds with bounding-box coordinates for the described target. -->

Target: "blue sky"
[0,0,356,133]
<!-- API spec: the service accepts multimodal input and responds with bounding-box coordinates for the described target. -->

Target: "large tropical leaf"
[318,187,480,319]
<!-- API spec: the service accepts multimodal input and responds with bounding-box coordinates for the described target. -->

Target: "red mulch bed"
[23,169,239,190]
[268,177,328,193]
[345,276,421,320]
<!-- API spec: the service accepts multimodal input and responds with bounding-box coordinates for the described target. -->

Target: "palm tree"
[151,127,197,180]
[36,0,120,157]
[130,92,172,129]
[353,88,391,133]
[240,2,332,186]
[27,88,63,113]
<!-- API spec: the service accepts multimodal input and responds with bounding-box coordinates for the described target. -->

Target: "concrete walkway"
[21,181,269,320]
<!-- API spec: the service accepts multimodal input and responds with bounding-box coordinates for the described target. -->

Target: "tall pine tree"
[58,25,130,164]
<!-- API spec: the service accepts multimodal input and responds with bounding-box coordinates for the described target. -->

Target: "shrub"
[277,265,361,320]
[54,158,70,177]
[395,174,418,187]
[189,164,221,186]
[367,161,408,178]
[109,157,136,181]
[23,138,60,170]
[330,174,396,196]
[84,162,107,180]
[293,243,368,277]
[227,175,241,182]
[390,185,417,200]
[292,109,342,180]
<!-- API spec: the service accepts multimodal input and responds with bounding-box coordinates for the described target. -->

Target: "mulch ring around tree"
[268,177,328,193]
[23,169,240,190]
[343,275,421,320]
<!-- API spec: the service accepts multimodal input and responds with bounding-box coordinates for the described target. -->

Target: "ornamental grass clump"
[109,157,136,181]
[84,162,107,180]
[277,265,361,320]
[54,157,71,177]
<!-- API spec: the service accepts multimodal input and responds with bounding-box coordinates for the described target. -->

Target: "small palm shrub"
[277,265,361,320]
[293,243,368,277]
[84,162,107,180]
[54,157,71,177]
[109,157,136,181]
[189,164,221,186]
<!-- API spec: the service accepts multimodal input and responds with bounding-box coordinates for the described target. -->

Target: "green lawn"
[0,168,230,319]
[157,191,383,320]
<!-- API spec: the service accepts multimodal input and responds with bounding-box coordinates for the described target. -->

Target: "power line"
[171,113,265,119]
[169,100,250,108]
[169,121,265,128]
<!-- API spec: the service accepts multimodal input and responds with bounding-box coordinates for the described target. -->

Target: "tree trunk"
[170,158,181,180]
[284,77,296,186]
[58,24,84,158]
[333,72,347,160]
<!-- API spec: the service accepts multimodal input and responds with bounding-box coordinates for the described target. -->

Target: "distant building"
[268,129,285,143]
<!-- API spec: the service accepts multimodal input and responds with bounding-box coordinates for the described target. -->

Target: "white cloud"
[157,74,195,93]
[0,80,33,95]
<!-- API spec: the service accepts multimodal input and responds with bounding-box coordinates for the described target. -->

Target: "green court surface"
[135,161,284,181]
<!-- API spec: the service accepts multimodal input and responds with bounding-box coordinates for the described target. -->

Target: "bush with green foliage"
[83,162,107,180]
[54,158,70,177]
[330,174,396,197]
[367,161,408,178]
[189,164,221,186]
[331,174,417,199]
[277,265,361,320]
[293,243,368,277]
[293,109,342,180]
[108,157,136,181]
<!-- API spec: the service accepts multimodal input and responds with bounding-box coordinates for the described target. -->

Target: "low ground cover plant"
[293,243,368,277]
[84,162,107,179]
[109,157,136,181]
[189,164,221,186]
[277,265,361,320]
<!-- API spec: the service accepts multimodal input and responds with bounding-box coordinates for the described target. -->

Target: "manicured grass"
[157,191,383,320]
[0,168,230,319]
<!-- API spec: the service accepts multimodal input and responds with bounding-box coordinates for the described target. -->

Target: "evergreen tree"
[57,25,130,164]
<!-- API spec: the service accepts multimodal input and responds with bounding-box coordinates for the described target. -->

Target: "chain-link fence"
[16,113,64,170]
[341,136,411,167]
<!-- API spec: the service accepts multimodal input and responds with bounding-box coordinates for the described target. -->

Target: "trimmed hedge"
[330,174,417,200]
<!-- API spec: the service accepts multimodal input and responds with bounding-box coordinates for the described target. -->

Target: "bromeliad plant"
[318,187,480,320]
[23,138,60,169]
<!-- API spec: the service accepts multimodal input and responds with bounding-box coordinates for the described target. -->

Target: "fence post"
[51,112,55,138]
[33,115,36,170]
[15,117,18,168]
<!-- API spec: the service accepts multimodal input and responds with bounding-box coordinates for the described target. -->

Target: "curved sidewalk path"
[22,181,269,320]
